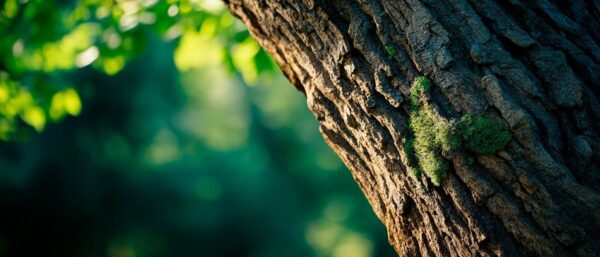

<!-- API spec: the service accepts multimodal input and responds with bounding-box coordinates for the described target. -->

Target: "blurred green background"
[0,0,395,256]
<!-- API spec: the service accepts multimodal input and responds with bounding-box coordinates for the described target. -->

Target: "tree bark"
[224,0,600,256]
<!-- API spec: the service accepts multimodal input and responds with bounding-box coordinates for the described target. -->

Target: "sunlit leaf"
[100,56,126,75]
[0,83,9,103]
[200,0,224,13]
[49,92,66,121]
[232,38,259,84]
[50,88,82,121]
[21,106,46,132]
[174,18,224,70]
[3,0,18,18]
[63,89,82,115]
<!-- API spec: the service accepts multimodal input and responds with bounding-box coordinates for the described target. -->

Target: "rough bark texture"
[224,0,600,256]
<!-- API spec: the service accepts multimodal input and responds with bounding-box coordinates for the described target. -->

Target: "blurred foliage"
[0,0,272,140]
[0,0,396,257]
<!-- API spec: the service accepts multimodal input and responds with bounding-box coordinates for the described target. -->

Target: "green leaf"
[3,0,18,18]
[21,106,45,132]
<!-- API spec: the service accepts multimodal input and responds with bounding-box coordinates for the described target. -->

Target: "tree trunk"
[224,0,600,256]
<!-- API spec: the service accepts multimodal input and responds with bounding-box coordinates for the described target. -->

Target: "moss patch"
[405,76,511,186]
[458,114,511,154]
[407,77,454,186]
[385,45,397,60]
[410,76,431,109]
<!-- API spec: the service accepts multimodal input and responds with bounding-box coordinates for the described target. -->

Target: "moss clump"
[408,76,455,186]
[409,107,453,186]
[415,148,446,186]
[406,76,511,186]
[385,45,397,60]
[458,114,511,154]
[410,76,431,109]
[437,119,461,152]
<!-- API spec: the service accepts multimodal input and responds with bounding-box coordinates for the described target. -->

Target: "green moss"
[458,114,511,154]
[406,76,511,186]
[409,106,451,186]
[385,45,397,60]
[408,77,452,186]
[436,119,461,152]
[410,76,431,110]
[416,150,446,186]
[412,76,432,93]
